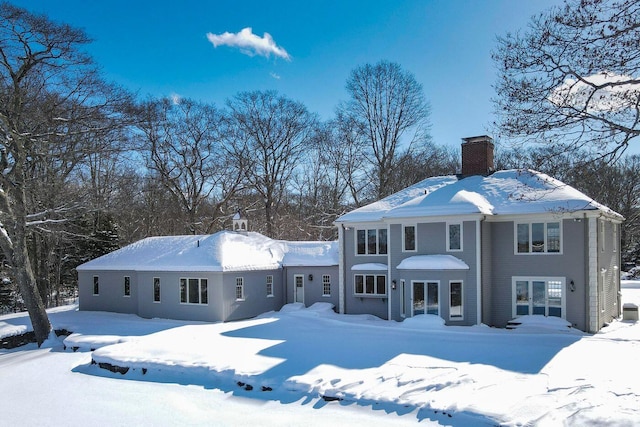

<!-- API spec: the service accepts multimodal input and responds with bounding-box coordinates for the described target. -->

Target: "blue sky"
[16,0,563,151]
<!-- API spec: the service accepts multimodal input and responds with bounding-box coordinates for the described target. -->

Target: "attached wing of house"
[335,136,623,332]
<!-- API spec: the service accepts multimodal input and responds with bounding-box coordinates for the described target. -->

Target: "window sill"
[322,295,331,298]
[353,294,387,299]
[514,252,563,255]
[267,295,274,298]
[236,299,245,302]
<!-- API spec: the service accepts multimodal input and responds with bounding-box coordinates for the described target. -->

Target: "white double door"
[412,281,439,316]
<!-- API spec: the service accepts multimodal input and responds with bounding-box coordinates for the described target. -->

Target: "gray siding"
[488,219,587,330]
[222,270,285,322]
[78,270,138,314]
[389,221,479,325]
[284,266,339,308]
[342,226,390,319]
[136,271,225,322]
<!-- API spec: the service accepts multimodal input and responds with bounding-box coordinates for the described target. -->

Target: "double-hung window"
[322,275,331,296]
[236,277,244,301]
[180,278,208,304]
[266,275,274,297]
[516,221,561,253]
[356,228,387,255]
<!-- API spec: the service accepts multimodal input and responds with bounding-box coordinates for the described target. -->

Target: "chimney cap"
[462,135,493,144]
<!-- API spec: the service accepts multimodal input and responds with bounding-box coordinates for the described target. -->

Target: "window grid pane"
[531,223,545,252]
[378,229,388,254]
[322,275,331,296]
[236,277,244,300]
[357,230,366,254]
[354,274,386,296]
[201,279,208,304]
[367,229,377,254]
[180,278,187,303]
[266,275,273,296]
[517,224,530,253]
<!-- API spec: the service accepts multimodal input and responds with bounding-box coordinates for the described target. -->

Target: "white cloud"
[270,72,281,80]
[549,71,640,112]
[206,27,291,61]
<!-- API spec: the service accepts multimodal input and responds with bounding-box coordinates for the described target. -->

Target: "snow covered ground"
[2,283,640,426]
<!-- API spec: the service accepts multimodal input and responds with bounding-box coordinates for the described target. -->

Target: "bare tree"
[0,3,132,345]
[339,60,431,199]
[138,97,242,234]
[493,0,640,161]
[225,90,317,237]
[325,112,370,206]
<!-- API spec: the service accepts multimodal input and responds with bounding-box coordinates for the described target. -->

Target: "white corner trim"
[476,219,482,325]
[338,226,345,314]
[588,217,598,332]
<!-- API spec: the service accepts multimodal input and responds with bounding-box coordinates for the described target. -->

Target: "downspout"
[476,216,483,325]
[338,224,345,314]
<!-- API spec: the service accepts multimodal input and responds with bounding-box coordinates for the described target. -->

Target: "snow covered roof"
[280,241,339,267]
[77,231,337,272]
[396,255,469,270]
[336,169,622,223]
[351,263,388,271]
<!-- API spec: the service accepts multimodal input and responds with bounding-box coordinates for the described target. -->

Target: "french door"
[513,277,565,318]
[412,281,439,316]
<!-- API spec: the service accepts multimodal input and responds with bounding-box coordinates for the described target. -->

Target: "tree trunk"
[13,243,51,346]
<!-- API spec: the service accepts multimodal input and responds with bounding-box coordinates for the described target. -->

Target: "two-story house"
[334,136,622,333]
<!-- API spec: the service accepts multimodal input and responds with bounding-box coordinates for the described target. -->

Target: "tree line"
[1,0,638,345]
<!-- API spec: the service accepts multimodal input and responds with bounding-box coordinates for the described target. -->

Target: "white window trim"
[449,280,464,321]
[123,276,131,297]
[322,274,331,297]
[179,278,209,305]
[236,277,245,301]
[600,221,606,253]
[514,221,563,255]
[613,223,618,253]
[353,274,387,297]
[355,227,388,256]
[511,276,567,319]
[446,222,463,252]
[400,279,406,318]
[411,280,441,317]
[266,275,274,298]
[402,224,417,252]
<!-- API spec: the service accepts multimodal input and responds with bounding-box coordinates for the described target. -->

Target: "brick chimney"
[461,135,494,177]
